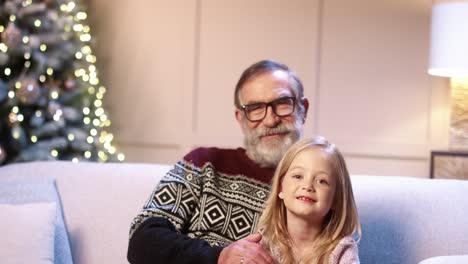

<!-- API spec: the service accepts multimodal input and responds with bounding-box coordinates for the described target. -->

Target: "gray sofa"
[0,161,467,264]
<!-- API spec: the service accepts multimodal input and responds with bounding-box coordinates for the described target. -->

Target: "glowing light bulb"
[83,107,90,115]
[50,90,59,99]
[68,2,76,11]
[117,153,125,161]
[80,34,91,42]
[95,108,104,116]
[0,43,7,52]
[76,12,87,20]
[75,52,83,59]
[94,100,102,107]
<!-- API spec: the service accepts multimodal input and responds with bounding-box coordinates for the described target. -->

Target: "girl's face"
[279,147,337,225]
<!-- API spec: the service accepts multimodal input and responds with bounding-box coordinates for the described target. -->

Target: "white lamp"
[428,0,468,149]
[428,0,468,78]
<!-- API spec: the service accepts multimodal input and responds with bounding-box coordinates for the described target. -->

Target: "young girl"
[256,136,361,264]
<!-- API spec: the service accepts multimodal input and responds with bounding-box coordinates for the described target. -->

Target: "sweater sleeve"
[127,158,222,263]
[331,237,360,264]
[337,244,359,264]
[128,161,199,236]
[127,217,223,264]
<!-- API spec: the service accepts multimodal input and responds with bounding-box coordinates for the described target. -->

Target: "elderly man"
[127,60,309,264]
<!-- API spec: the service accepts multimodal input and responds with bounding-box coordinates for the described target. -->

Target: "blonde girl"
[256,136,361,264]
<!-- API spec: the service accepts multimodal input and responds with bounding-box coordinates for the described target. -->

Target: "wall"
[86,0,450,178]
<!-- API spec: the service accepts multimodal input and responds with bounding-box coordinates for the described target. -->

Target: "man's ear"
[235,109,243,123]
[300,97,309,124]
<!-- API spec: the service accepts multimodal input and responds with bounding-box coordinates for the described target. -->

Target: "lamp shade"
[428,0,468,77]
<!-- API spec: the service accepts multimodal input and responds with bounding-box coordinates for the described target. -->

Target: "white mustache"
[256,125,292,138]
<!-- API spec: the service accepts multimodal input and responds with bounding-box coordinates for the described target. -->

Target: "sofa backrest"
[1,161,468,264]
[351,175,468,264]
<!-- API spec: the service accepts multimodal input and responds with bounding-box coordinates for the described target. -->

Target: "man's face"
[235,70,308,168]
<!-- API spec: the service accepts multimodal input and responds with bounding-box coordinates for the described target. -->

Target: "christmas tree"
[0,0,124,165]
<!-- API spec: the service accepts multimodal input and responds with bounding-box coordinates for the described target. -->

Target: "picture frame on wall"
[430,151,468,180]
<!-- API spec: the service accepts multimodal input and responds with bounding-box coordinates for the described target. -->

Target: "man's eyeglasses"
[241,96,296,122]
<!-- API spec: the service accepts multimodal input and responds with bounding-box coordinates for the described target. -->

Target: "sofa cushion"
[0,203,56,264]
[418,255,468,264]
[352,175,468,264]
[0,179,73,264]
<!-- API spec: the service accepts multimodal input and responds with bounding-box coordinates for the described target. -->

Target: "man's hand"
[217,233,274,264]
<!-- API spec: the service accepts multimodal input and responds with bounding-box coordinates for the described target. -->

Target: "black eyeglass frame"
[240,96,297,122]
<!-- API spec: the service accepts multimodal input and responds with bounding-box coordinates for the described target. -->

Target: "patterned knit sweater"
[127,147,275,264]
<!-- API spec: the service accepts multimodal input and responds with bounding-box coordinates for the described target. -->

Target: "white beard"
[243,118,303,168]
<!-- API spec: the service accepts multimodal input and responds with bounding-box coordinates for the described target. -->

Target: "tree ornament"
[8,112,21,124]
[44,80,60,90]
[16,78,42,105]
[0,144,6,164]
[42,0,56,8]
[1,22,22,48]
[63,78,77,91]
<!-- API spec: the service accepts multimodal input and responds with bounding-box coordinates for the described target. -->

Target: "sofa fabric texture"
[0,161,467,264]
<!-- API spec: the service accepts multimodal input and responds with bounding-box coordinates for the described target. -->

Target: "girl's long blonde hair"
[256,136,361,263]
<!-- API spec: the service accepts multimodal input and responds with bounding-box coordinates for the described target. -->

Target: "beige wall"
[87,0,450,178]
